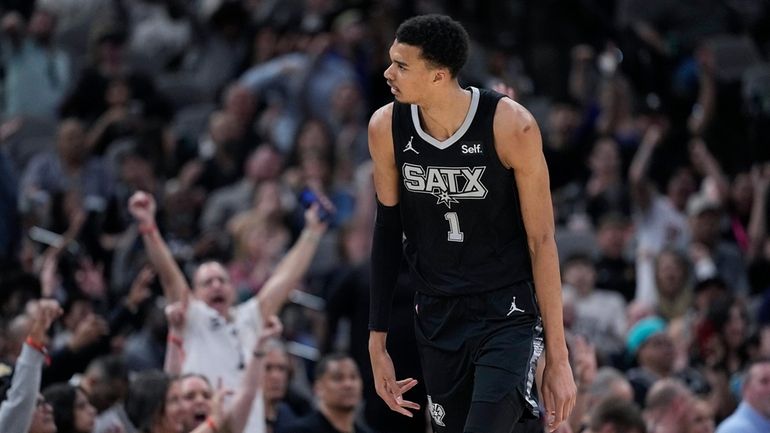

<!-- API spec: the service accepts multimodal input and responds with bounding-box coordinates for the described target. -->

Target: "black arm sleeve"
[368,199,403,331]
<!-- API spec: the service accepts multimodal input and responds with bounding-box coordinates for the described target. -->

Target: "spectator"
[643,379,696,433]
[686,193,749,294]
[629,123,696,304]
[128,190,327,433]
[1,314,34,366]
[80,355,135,433]
[0,300,62,433]
[121,304,167,372]
[726,170,755,254]
[227,180,292,297]
[220,83,260,148]
[192,111,250,193]
[42,383,97,433]
[715,359,770,433]
[59,22,170,124]
[542,97,591,198]
[625,317,680,405]
[26,395,57,433]
[653,249,693,322]
[746,325,770,362]
[178,374,212,432]
[0,8,71,118]
[165,302,284,433]
[700,295,750,375]
[562,253,627,359]
[85,78,145,156]
[590,368,634,402]
[262,339,306,433]
[279,353,373,433]
[594,213,636,302]
[584,137,631,226]
[689,398,716,433]
[586,398,646,433]
[19,118,114,222]
[124,370,184,433]
[200,144,284,234]
[692,278,729,326]
[125,0,193,73]
[570,365,635,432]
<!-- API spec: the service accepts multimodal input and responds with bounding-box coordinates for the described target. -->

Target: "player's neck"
[417,85,471,141]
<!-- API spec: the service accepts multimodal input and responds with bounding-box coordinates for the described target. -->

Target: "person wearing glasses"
[28,396,57,433]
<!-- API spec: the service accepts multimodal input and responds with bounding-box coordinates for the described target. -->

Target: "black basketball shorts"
[414,280,543,433]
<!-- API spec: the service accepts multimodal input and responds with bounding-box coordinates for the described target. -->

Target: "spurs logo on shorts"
[427,395,446,427]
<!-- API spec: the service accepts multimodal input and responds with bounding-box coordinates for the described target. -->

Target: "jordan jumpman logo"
[507,296,525,316]
[403,136,419,154]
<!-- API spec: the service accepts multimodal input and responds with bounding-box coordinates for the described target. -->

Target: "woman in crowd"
[125,370,184,433]
[42,383,97,433]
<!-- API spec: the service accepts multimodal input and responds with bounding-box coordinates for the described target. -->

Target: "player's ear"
[432,69,447,83]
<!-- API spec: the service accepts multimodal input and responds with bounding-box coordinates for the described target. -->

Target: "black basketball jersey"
[392,87,533,297]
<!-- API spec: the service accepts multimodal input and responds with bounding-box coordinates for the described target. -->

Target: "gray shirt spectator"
[0,346,46,433]
[0,300,62,433]
[19,118,114,216]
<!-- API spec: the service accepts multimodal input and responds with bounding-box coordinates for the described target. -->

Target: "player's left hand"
[542,358,577,432]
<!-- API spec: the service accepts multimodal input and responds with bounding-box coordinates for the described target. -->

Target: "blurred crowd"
[1,1,770,433]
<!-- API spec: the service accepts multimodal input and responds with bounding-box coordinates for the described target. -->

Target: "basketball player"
[367,15,576,433]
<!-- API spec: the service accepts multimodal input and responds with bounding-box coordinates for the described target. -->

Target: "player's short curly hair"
[395,14,469,77]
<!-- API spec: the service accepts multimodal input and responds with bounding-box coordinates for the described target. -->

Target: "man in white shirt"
[716,359,770,433]
[128,191,327,433]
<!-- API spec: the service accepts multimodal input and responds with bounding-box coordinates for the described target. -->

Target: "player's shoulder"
[493,97,537,135]
[492,96,542,169]
[368,103,395,154]
[368,102,394,132]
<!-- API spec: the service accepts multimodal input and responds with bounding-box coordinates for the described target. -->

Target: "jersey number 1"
[444,212,464,242]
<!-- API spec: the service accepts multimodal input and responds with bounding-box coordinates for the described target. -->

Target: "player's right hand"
[369,339,420,417]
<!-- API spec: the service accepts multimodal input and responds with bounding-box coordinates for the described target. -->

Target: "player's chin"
[392,92,410,103]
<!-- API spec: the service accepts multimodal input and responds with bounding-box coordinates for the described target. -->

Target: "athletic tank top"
[392,86,533,296]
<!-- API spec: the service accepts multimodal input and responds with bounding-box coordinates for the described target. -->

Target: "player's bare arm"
[368,103,398,206]
[367,102,421,417]
[493,98,577,431]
